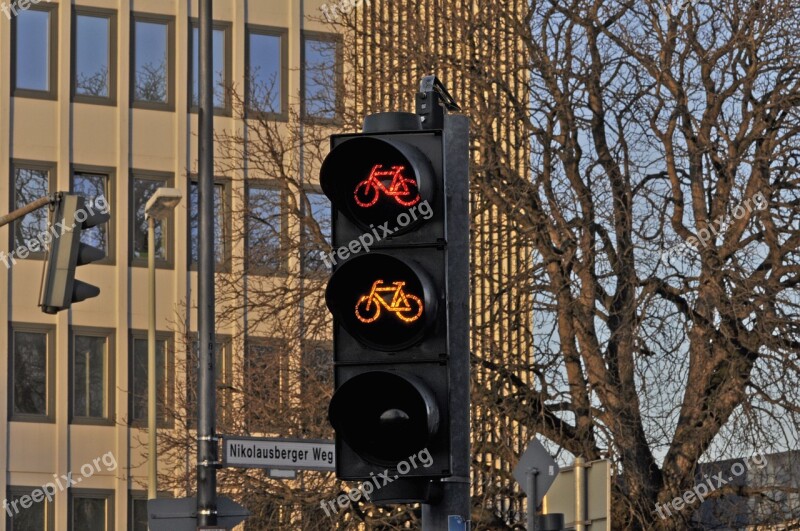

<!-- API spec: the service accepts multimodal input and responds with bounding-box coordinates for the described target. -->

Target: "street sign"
[268,468,298,480]
[513,438,560,505]
[221,436,335,472]
[148,496,249,531]
[543,459,610,530]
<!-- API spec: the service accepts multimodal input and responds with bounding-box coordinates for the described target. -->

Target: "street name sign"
[222,436,335,472]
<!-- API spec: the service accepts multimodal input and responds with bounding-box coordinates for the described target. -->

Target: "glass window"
[301,342,333,432]
[133,18,170,104]
[129,494,148,531]
[302,34,339,120]
[246,29,283,114]
[11,329,50,419]
[247,186,283,274]
[74,13,113,99]
[130,336,170,425]
[71,172,110,256]
[190,25,228,109]
[70,493,111,531]
[302,191,331,274]
[245,341,287,433]
[131,176,169,263]
[188,181,226,267]
[14,8,53,94]
[12,166,51,254]
[72,334,109,421]
[6,486,52,531]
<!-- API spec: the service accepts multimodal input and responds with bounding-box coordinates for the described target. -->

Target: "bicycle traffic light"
[322,92,470,504]
[39,193,110,314]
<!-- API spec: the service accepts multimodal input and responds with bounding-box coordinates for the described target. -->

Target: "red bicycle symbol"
[354,164,421,208]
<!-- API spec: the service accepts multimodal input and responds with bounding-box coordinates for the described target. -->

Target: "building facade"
[0,1,338,529]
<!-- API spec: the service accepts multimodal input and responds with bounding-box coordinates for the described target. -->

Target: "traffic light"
[39,193,110,314]
[322,81,469,505]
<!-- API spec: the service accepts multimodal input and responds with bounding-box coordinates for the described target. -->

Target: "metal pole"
[527,469,537,531]
[421,114,471,530]
[574,457,586,531]
[197,0,217,526]
[0,194,56,228]
[148,215,157,500]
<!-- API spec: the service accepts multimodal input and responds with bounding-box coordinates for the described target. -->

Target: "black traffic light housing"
[322,80,469,505]
[39,193,110,314]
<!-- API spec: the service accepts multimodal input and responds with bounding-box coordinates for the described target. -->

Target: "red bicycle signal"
[354,164,421,208]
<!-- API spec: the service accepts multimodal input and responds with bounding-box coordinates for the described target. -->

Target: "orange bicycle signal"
[355,280,424,324]
[354,165,421,208]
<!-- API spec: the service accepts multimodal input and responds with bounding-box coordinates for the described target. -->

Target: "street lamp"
[144,187,182,500]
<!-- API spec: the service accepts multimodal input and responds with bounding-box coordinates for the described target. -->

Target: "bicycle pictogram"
[355,280,424,323]
[354,164,421,208]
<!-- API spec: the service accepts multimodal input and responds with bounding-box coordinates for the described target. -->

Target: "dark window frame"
[9,159,57,260]
[244,337,289,434]
[245,179,288,277]
[6,485,55,531]
[300,30,343,124]
[130,12,176,111]
[128,329,175,429]
[70,164,116,266]
[69,488,115,531]
[11,2,59,100]
[71,6,118,106]
[187,18,233,116]
[8,323,56,423]
[245,24,289,121]
[69,326,116,426]
[187,175,232,272]
[129,170,176,269]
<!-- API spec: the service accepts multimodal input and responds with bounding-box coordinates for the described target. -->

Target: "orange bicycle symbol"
[354,165,421,208]
[355,280,424,323]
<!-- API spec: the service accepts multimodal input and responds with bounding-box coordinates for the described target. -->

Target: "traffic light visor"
[320,136,435,232]
[328,371,440,466]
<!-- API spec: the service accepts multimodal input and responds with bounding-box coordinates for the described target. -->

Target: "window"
[189,21,231,112]
[128,492,148,531]
[9,325,54,422]
[71,169,112,261]
[12,4,57,98]
[301,190,331,274]
[188,179,228,269]
[301,342,333,434]
[70,490,113,531]
[246,26,287,117]
[11,161,55,258]
[302,32,341,121]
[130,332,173,427]
[132,14,174,108]
[6,486,54,531]
[71,329,114,424]
[246,185,284,275]
[245,339,288,433]
[185,338,231,429]
[130,172,174,267]
[72,8,117,104]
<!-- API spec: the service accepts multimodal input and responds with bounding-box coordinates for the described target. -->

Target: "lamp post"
[144,187,182,500]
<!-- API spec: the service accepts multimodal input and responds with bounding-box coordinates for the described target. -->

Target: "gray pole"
[147,215,157,500]
[527,469,538,531]
[421,114,471,530]
[197,0,217,526]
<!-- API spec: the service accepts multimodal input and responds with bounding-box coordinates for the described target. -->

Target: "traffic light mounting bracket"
[416,75,462,130]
